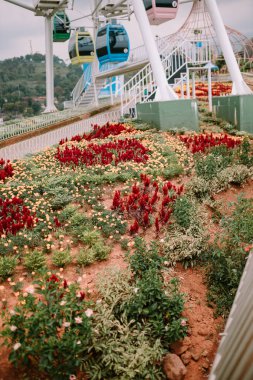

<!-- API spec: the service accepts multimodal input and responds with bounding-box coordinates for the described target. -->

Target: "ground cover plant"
[0,119,253,379]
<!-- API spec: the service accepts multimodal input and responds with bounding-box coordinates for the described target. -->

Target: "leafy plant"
[24,250,46,272]
[1,272,93,379]
[77,248,96,267]
[0,256,17,281]
[173,196,193,229]
[52,249,71,267]
[124,270,187,347]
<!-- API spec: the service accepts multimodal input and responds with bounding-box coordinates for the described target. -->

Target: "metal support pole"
[205,0,252,95]
[44,16,57,113]
[131,0,178,101]
[208,66,212,112]
[186,68,190,99]
[192,71,196,99]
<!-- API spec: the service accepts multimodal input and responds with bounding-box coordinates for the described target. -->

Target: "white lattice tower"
[166,0,253,61]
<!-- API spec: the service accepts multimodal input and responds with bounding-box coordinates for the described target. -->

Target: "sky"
[0,0,252,63]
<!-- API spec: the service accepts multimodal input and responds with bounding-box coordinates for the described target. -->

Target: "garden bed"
[0,119,252,380]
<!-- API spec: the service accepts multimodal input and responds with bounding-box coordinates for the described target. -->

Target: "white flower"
[63,322,71,328]
[76,340,81,345]
[25,286,35,294]
[181,319,187,327]
[10,325,17,332]
[85,309,93,318]
[75,317,83,324]
[133,288,139,294]
[13,342,21,351]
[60,301,66,306]
[69,375,76,380]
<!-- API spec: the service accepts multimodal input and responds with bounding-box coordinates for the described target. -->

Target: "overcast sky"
[0,0,252,63]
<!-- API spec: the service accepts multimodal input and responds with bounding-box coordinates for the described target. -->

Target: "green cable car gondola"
[68,29,95,64]
[53,12,70,42]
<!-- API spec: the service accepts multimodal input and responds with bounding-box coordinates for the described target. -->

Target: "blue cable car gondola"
[96,23,130,65]
[68,29,95,64]
[53,12,70,42]
[143,0,178,25]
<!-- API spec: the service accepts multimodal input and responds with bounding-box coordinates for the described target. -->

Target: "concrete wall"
[213,95,253,134]
[136,99,199,131]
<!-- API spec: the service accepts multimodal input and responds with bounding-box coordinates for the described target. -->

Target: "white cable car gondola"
[143,0,178,25]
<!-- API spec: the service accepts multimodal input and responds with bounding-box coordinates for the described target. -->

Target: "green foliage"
[77,248,96,267]
[238,138,253,167]
[173,196,193,229]
[1,272,93,379]
[84,309,165,380]
[80,230,102,246]
[0,256,17,281]
[205,197,253,316]
[186,176,211,199]
[52,249,71,267]
[124,271,187,346]
[0,54,82,119]
[194,148,233,180]
[211,165,250,193]
[92,206,127,238]
[129,237,164,277]
[24,250,46,272]
[92,242,111,261]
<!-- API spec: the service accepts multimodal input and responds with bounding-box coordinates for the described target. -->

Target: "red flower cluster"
[0,196,36,235]
[112,174,184,234]
[59,122,128,145]
[179,133,241,154]
[56,139,149,167]
[0,158,14,181]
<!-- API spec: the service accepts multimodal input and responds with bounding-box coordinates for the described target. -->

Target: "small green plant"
[77,248,96,266]
[1,272,93,379]
[173,196,193,229]
[130,237,164,277]
[92,241,111,261]
[52,249,71,267]
[120,238,129,251]
[24,250,46,272]
[0,256,17,281]
[80,229,102,246]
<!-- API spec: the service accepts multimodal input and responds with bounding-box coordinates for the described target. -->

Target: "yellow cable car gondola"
[68,29,95,64]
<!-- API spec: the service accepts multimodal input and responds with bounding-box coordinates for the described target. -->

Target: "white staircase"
[119,40,211,116]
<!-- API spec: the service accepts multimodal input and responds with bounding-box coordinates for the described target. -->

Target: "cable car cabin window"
[78,36,94,56]
[155,0,178,8]
[55,19,66,34]
[109,29,128,54]
[96,28,108,58]
[143,0,152,10]
[68,36,77,59]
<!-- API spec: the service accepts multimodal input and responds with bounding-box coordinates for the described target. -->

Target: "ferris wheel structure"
[2,0,253,115]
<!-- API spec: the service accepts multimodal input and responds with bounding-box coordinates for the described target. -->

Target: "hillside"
[0,53,82,120]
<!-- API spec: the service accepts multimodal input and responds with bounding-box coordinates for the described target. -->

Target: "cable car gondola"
[143,0,178,25]
[96,23,130,65]
[68,29,95,64]
[53,12,70,42]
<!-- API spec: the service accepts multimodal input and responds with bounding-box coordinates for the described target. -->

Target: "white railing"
[0,109,122,161]
[0,108,88,142]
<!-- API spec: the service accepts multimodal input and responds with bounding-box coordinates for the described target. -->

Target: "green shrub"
[205,197,253,316]
[186,177,211,199]
[24,250,46,272]
[80,230,102,246]
[52,249,71,267]
[92,242,111,261]
[130,237,164,277]
[173,196,193,229]
[195,150,233,180]
[211,165,250,193]
[124,270,187,347]
[1,273,93,379]
[0,256,17,281]
[77,248,96,266]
